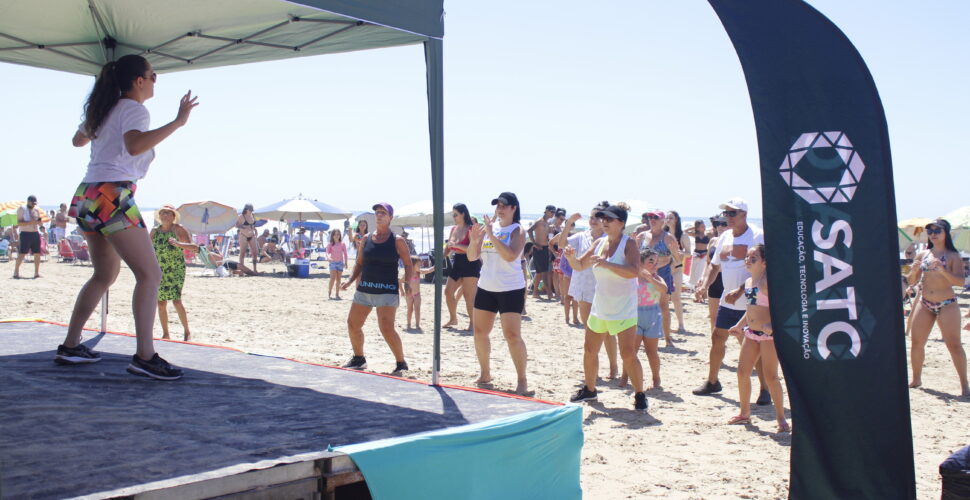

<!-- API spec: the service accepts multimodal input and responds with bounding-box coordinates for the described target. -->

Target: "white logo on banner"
[779,132,865,204]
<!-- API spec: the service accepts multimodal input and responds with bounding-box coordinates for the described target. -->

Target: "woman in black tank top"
[341,203,413,374]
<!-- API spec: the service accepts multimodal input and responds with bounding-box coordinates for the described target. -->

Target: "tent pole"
[425,38,444,386]
[99,290,108,334]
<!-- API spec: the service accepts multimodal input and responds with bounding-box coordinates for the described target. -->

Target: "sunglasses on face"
[745,256,761,263]
[926,227,943,235]
[143,72,157,82]
[712,221,727,227]
[722,210,739,217]
[643,215,660,220]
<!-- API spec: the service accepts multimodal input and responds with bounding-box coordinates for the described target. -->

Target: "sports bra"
[744,286,769,307]
[695,235,710,245]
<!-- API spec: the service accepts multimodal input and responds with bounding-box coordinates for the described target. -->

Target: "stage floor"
[0,321,555,499]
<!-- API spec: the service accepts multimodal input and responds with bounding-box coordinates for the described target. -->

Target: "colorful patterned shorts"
[69,181,145,236]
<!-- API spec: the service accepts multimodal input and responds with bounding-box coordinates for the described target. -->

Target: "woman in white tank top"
[564,204,647,411]
[467,192,530,395]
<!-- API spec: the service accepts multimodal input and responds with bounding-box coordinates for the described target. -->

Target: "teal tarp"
[336,405,583,500]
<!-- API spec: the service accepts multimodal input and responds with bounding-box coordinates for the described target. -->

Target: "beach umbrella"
[943,206,970,253]
[0,209,17,227]
[291,221,330,232]
[254,198,351,222]
[0,201,50,224]
[897,217,932,244]
[177,201,238,234]
[393,199,451,228]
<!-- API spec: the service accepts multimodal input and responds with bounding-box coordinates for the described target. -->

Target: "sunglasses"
[142,71,157,82]
[722,210,739,217]
[712,221,727,227]
[925,227,943,235]
[643,215,660,220]
[745,256,761,263]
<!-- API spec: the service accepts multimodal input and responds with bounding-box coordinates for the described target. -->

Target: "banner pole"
[99,290,108,334]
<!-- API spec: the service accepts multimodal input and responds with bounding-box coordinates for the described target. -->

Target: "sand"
[2,256,968,499]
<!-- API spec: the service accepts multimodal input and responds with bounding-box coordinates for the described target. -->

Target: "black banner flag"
[708,1,916,498]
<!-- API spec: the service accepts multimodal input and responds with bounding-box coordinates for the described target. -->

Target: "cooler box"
[288,258,310,278]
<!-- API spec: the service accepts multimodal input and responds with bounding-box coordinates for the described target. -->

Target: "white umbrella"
[254,198,351,222]
[177,201,238,234]
[393,199,451,227]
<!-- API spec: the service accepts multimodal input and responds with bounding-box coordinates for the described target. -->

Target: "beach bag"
[941,445,970,500]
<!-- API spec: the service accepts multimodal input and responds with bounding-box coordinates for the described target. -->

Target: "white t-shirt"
[711,224,764,310]
[567,230,600,296]
[81,99,155,183]
[478,222,525,292]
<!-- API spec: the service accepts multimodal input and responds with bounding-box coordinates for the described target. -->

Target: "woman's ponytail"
[81,55,148,139]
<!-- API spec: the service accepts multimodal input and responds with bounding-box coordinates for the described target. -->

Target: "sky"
[0,1,967,221]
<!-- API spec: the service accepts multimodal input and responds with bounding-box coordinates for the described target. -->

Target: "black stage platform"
[0,321,556,499]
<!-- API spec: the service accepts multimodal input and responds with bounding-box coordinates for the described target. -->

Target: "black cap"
[595,205,628,224]
[491,192,519,207]
[555,208,566,217]
[27,195,37,202]
[544,205,556,213]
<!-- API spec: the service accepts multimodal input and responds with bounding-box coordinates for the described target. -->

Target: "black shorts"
[707,271,724,299]
[19,232,41,254]
[448,253,482,280]
[474,287,526,315]
[715,306,745,330]
[533,246,551,273]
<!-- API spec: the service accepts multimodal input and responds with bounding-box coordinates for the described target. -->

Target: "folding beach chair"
[0,240,9,262]
[57,239,75,263]
[69,239,90,265]
[38,238,50,262]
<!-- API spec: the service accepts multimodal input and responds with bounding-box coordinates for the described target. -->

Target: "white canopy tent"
[1,0,448,383]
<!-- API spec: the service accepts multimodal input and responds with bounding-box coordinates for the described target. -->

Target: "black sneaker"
[692,380,722,395]
[343,355,367,370]
[392,361,409,375]
[570,386,598,402]
[634,392,648,411]
[54,343,102,365]
[756,388,772,406]
[127,354,183,381]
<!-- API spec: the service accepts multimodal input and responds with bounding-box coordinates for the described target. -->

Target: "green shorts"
[587,315,637,336]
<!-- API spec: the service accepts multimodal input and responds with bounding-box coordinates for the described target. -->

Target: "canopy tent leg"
[99,290,108,334]
[424,38,443,386]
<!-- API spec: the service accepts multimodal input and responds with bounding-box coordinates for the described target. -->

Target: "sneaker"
[569,386,598,403]
[634,392,648,411]
[126,353,183,381]
[54,343,102,365]
[392,361,409,375]
[756,388,772,406]
[692,380,722,395]
[342,355,367,370]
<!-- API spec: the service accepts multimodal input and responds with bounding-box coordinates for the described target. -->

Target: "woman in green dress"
[152,205,192,340]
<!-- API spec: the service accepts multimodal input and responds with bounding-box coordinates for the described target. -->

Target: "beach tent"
[0,1,446,380]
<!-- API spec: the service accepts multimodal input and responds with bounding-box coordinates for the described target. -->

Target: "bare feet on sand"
[475,375,492,386]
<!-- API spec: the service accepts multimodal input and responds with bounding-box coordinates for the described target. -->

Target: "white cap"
[718,197,748,212]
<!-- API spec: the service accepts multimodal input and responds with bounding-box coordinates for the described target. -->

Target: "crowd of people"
[13,56,970,422]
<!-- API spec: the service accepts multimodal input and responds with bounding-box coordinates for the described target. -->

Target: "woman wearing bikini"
[637,210,681,348]
[235,203,259,274]
[686,219,711,294]
[907,218,968,396]
[725,244,789,432]
[444,203,481,331]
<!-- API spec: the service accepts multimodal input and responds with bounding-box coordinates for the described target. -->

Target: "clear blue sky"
[1,1,966,220]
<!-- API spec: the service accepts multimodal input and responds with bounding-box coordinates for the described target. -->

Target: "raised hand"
[567,213,582,225]
[482,214,495,236]
[563,246,576,259]
[469,220,485,242]
[174,91,200,127]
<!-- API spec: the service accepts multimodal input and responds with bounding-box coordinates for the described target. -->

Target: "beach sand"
[2,257,968,499]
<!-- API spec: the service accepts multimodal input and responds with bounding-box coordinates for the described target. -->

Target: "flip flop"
[727,415,750,425]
